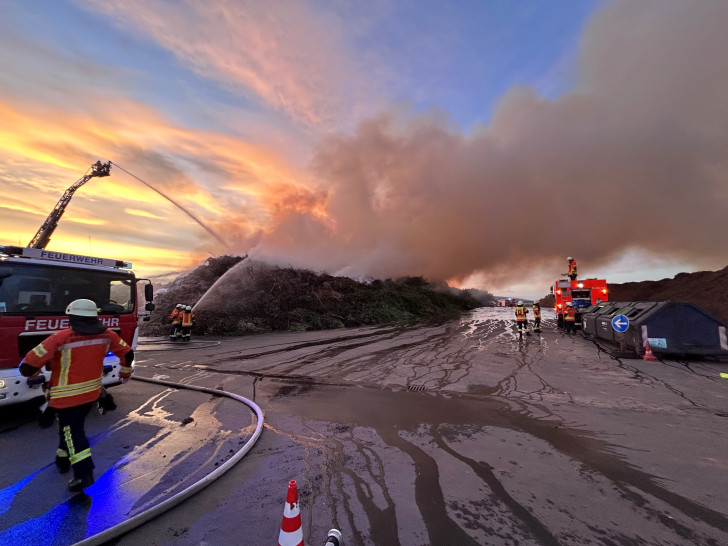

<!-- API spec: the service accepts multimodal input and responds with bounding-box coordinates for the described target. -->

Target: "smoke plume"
[243,1,728,290]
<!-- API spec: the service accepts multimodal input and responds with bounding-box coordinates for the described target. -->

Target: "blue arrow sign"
[612,314,629,332]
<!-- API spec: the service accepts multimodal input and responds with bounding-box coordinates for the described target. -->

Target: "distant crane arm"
[28,161,112,250]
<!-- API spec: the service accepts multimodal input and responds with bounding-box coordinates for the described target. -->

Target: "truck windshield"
[0,263,134,315]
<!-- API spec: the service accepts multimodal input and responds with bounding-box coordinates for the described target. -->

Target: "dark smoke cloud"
[247,0,728,290]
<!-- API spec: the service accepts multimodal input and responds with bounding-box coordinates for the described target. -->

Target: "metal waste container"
[629,302,728,357]
[585,301,727,357]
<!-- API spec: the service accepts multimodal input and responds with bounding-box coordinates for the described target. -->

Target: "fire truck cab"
[552,278,608,328]
[0,245,153,406]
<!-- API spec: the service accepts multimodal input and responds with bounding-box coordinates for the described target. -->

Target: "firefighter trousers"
[170,324,181,340]
[180,326,192,341]
[56,402,95,479]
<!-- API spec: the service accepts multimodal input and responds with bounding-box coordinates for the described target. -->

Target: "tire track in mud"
[264,417,403,546]
[379,429,479,545]
[430,425,561,545]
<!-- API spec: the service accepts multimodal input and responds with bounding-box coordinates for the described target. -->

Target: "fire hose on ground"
[72,375,264,546]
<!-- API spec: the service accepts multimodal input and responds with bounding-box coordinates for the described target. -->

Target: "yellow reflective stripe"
[70,448,92,465]
[120,365,133,373]
[57,448,69,458]
[32,344,48,358]
[63,425,75,458]
[50,378,102,399]
[118,339,128,346]
[59,339,111,351]
[59,348,72,386]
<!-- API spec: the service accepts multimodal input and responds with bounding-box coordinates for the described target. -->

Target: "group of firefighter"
[513,256,579,336]
[169,303,196,341]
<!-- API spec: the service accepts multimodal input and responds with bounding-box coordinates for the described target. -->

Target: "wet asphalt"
[1,307,728,545]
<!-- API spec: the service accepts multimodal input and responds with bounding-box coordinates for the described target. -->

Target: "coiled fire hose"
[72,375,264,546]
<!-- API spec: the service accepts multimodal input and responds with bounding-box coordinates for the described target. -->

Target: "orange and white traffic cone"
[279,480,304,546]
[643,341,659,362]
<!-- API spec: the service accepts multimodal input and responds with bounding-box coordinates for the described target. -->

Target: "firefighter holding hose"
[170,303,184,341]
[18,299,134,493]
[179,305,196,342]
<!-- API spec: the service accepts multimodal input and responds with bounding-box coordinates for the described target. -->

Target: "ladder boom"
[28,161,111,249]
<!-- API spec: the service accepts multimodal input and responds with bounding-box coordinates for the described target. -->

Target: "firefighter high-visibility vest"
[532,305,541,319]
[180,310,195,327]
[171,308,181,325]
[515,306,527,321]
[568,260,577,276]
[565,307,577,321]
[22,329,132,409]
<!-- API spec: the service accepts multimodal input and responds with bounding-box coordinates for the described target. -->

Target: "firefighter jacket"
[515,306,528,321]
[532,305,541,319]
[565,307,577,321]
[171,308,181,325]
[20,329,132,409]
[568,260,577,277]
[180,310,195,327]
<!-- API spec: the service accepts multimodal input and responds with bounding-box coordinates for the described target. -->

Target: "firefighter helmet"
[186,306,192,311]
[66,299,98,317]
[566,302,573,307]
[517,300,523,306]
[567,256,573,261]
[177,303,184,308]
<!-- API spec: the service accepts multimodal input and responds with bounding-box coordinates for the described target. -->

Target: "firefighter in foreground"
[515,301,530,336]
[564,301,577,335]
[179,305,196,341]
[567,257,578,281]
[19,299,133,493]
[532,302,542,333]
[170,303,184,341]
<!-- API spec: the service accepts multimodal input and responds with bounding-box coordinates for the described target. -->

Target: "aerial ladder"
[27,160,112,250]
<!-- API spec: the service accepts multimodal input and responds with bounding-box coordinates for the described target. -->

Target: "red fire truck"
[552,277,609,327]
[0,245,154,406]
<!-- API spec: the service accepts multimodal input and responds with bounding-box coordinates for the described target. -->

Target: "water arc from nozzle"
[110,161,228,248]
[192,257,250,311]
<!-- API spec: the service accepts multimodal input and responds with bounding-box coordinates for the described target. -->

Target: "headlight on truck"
[0,379,6,389]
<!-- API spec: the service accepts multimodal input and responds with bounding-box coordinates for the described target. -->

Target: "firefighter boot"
[68,470,95,493]
[55,449,71,474]
[97,389,116,415]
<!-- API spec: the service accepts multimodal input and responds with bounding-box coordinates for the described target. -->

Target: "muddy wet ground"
[2,307,728,545]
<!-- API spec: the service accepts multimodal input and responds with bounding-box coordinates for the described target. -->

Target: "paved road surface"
[1,308,728,545]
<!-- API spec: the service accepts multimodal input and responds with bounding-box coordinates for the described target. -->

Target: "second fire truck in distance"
[552,277,609,328]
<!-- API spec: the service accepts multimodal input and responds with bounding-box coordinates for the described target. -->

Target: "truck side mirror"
[144,283,154,302]
[145,302,155,311]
